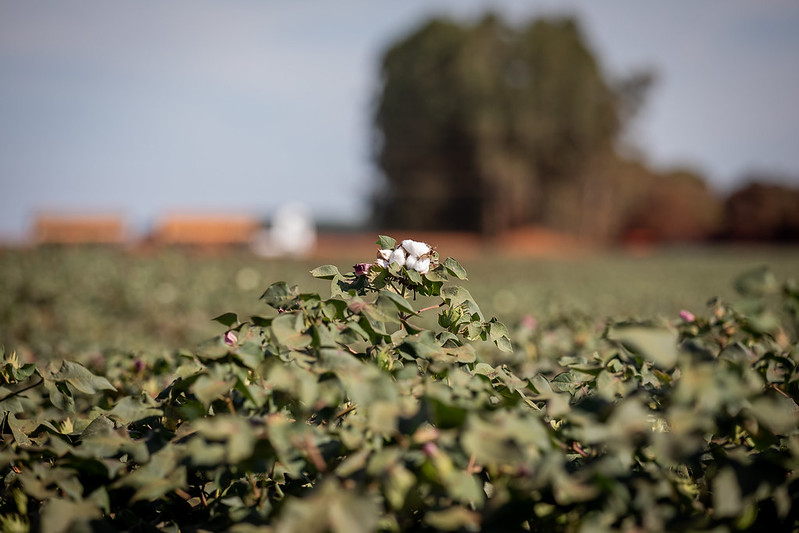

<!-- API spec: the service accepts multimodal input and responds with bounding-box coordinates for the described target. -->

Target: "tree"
[621,168,723,243]
[372,14,644,237]
[724,181,799,241]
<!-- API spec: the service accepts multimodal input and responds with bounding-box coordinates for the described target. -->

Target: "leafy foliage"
[1,241,798,531]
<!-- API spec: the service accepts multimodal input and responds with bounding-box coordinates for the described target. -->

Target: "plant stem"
[418,303,443,314]
[0,377,43,402]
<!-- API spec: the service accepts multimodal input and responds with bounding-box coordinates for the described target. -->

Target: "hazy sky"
[2,0,798,239]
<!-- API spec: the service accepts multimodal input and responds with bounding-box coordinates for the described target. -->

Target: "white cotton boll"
[376,258,389,268]
[405,255,418,270]
[414,257,431,274]
[377,249,393,261]
[402,239,430,257]
[389,247,406,266]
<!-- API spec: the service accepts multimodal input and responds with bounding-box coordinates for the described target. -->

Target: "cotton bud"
[402,239,431,257]
[389,247,406,266]
[414,257,430,274]
[224,331,237,346]
[353,263,371,276]
[405,255,418,270]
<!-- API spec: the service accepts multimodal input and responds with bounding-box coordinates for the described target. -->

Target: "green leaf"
[11,363,36,382]
[421,277,444,296]
[379,289,416,314]
[271,313,312,350]
[250,315,272,327]
[321,298,348,320]
[494,335,513,353]
[116,448,184,501]
[40,498,102,533]
[734,266,779,296]
[7,412,33,446]
[446,344,476,363]
[747,394,799,435]
[107,396,163,425]
[132,467,187,503]
[424,507,481,531]
[194,416,256,463]
[441,286,472,308]
[489,319,513,352]
[428,397,468,429]
[212,312,239,327]
[363,299,401,325]
[713,467,742,518]
[405,267,423,285]
[49,361,116,395]
[343,321,370,342]
[488,319,509,341]
[606,325,679,369]
[80,414,115,441]
[385,465,416,510]
[443,257,468,280]
[192,375,233,407]
[376,235,396,250]
[445,470,484,506]
[43,379,75,412]
[276,480,380,533]
[261,281,298,309]
[310,264,341,280]
[367,401,400,436]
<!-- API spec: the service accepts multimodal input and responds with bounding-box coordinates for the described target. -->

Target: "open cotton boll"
[377,249,393,261]
[389,247,406,266]
[405,255,418,270]
[376,258,389,268]
[402,239,430,257]
[414,257,430,274]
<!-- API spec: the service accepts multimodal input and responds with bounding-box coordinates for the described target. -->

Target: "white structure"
[252,202,316,257]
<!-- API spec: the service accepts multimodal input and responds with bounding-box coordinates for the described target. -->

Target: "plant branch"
[417,303,444,314]
[0,377,43,403]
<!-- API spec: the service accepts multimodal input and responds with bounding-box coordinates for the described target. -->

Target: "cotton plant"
[303,235,512,349]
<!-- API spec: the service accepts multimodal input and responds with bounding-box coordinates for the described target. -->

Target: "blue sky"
[2,0,799,240]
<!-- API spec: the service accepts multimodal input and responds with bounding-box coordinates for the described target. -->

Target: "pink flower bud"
[224,330,237,346]
[422,442,439,457]
[521,314,538,331]
[679,310,696,323]
[353,263,371,276]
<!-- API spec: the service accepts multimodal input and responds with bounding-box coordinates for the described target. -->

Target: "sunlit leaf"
[271,313,312,349]
[49,361,116,395]
[260,281,298,309]
[443,257,468,280]
[378,289,416,314]
[40,498,102,533]
[211,312,239,327]
[734,266,779,296]
[376,235,396,250]
[310,264,342,280]
[606,325,679,368]
[424,506,481,531]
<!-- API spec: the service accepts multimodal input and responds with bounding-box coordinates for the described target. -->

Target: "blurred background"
[1,0,799,247]
[1,1,799,359]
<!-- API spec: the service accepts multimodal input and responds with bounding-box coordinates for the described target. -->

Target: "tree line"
[371,14,799,243]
